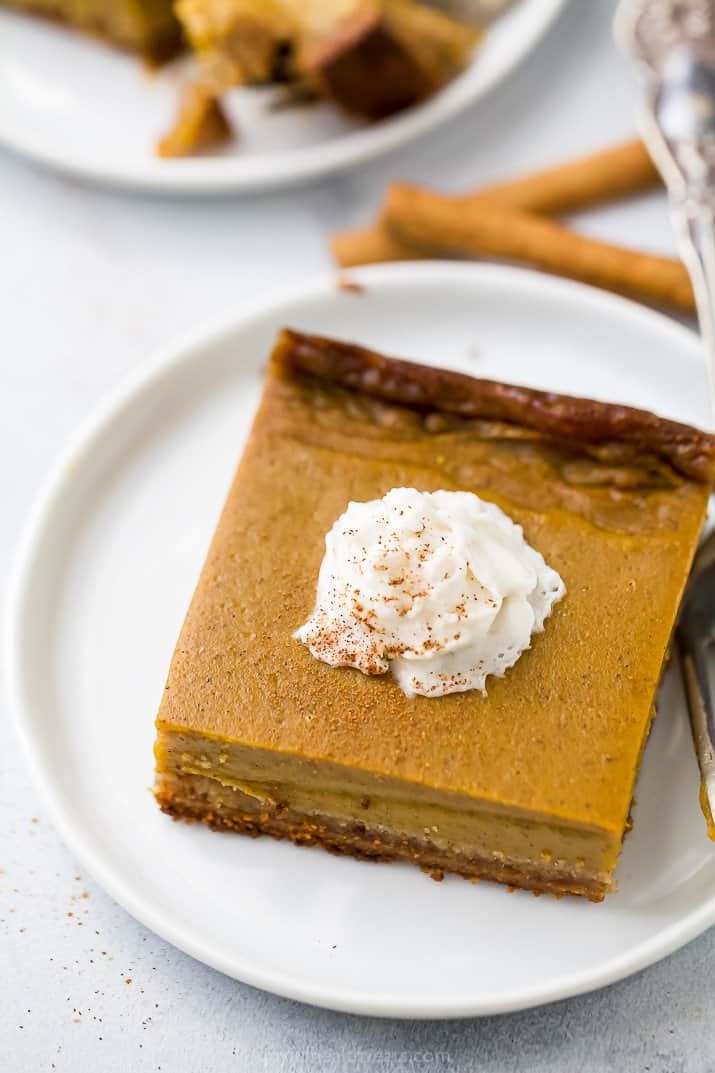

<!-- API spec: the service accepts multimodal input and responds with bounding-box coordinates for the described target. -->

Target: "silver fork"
[616,0,715,834]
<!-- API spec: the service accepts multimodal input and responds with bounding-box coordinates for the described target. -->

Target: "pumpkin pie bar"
[154,329,715,900]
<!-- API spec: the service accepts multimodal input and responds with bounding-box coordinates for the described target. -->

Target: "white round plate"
[0,0,566,193]
[7,263,715,1018]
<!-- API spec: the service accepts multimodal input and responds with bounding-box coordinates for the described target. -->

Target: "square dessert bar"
[154,329,715,899]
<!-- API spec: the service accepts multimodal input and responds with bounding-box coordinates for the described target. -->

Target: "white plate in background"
[7,263,715,1017]
[0,0,567,192]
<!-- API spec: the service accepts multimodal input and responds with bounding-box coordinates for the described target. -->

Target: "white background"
[1,2,713,1070]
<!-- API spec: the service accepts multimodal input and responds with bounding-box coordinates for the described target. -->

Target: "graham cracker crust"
[154,771,610,902]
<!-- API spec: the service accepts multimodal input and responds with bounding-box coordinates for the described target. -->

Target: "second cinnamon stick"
[381,183,694,314]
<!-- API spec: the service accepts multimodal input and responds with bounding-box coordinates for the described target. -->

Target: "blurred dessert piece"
[1,0,181,62]
[166,0,481,154]
[177,0,292,89]
[2,0,489,158]
[2,0,487,157]
[158,82,232,157]
[296,0,481,118]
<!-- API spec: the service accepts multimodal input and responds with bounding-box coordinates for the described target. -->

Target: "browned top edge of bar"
[271,328,715,483]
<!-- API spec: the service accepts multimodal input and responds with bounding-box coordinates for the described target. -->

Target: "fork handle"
[675,199,715,408]
[679,635,715,838]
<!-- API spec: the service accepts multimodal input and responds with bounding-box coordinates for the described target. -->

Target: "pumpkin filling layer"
[155,731,620,898]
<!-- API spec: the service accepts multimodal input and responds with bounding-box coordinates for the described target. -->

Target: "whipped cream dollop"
[294,487,565,698]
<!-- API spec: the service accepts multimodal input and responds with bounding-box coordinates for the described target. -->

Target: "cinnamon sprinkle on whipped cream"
[294,487,565,698]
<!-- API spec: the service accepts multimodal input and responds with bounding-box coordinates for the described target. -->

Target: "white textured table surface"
[2,3,714,1070]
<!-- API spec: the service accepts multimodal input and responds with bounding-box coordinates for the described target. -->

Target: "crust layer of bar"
[156,771,610,901]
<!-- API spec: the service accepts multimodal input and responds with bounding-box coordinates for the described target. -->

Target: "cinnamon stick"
[333,139,661,268]
[382,183,694,314]
[332,226,420,268]
[464,138,660,215]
